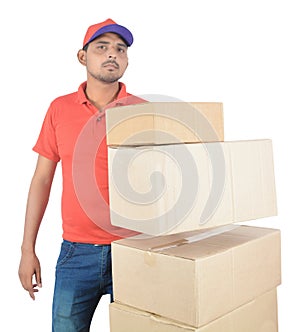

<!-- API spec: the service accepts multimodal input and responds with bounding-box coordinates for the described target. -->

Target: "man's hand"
[18,251,42,300]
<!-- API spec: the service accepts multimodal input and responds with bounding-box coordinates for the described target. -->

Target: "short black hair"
[82,43,89,51]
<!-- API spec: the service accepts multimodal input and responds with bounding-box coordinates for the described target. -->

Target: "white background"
[1,0,299,331]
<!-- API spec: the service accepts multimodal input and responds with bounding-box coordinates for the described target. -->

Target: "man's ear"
[77,49,87,66]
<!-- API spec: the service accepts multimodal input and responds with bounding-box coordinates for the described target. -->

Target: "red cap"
[83,18,133,48]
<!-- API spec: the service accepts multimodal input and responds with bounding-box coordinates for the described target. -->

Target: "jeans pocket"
[56,241,75,268]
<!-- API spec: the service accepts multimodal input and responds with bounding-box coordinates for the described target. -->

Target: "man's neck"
[85,80,120,110]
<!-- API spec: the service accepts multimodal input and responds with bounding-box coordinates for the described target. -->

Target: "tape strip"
[150,224,239,252]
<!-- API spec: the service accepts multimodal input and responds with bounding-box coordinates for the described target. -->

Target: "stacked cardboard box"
[105,102,280,331]
[110,289,278,332]
[106,102,224,146]
[110,225,281,331]
[108,139,276,235]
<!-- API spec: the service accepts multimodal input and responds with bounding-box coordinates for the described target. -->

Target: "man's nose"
[108,47,117,59]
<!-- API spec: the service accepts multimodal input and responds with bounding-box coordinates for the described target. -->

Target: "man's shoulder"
[50,91,78,106]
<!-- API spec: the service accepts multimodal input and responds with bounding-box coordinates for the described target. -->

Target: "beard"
[88,70,123,83]
[87,60,126,84]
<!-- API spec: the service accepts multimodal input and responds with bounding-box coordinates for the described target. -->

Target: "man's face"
[83,32,129,83]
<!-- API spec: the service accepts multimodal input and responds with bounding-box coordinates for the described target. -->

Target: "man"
[18,18,144,331]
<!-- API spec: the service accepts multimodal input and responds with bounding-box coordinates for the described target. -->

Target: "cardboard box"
[108,139,277,235]
[112,225,281,327]
[106,102,224,145]
[110,289,278,332]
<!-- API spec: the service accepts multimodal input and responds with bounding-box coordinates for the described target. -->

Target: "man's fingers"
[35,268,42,288]
[19,275,33,292]
[29,289,35,300]
[29,284,40,300]
[20,274,42,300]
[18,254,42,300]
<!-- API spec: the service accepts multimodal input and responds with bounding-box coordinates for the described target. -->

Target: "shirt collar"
[76,81,128,105]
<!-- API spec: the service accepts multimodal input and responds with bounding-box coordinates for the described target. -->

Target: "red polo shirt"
[33,82,144,244]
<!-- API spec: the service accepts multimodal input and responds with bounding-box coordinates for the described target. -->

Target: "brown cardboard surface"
[109,289,278,332]
[108,139,277,235]
[105,102,224,145]
[112,225,281,327]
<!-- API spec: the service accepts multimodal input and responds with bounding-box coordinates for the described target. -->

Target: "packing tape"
[150,224,240,252]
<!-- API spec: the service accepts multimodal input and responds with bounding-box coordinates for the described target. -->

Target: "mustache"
[102,60,119,68]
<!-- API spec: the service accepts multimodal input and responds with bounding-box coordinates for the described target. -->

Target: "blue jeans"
[52,240,113,331]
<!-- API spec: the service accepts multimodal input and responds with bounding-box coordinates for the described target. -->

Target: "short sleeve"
[33,102,61,162]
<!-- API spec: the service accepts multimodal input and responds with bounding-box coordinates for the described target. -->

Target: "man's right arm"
[18,155,57,300]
